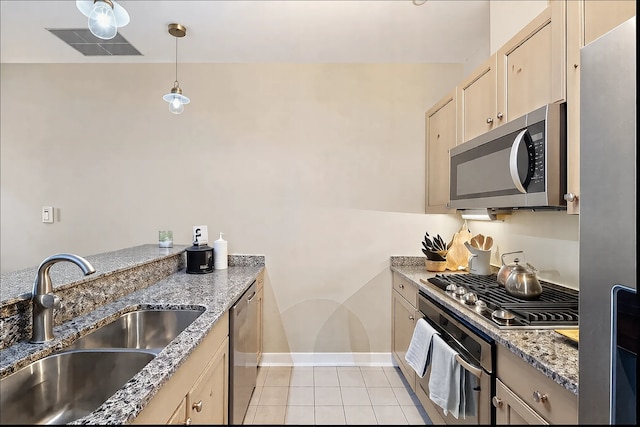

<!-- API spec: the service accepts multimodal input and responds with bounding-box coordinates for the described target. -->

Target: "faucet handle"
[36,293,60,309]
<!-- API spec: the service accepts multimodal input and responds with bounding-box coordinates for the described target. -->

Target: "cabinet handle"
[497,112,503,119]
[409,315,415,321]
[564,193,578,203]
[492,396,503,408]
[192,400,203,412]
[399,283,404,289]
[533,390,548,403]
[486,117,493,124]
[183,418,192,425]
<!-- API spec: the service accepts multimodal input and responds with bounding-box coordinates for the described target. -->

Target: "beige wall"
[1,62,465,357]
[0,61,579,359]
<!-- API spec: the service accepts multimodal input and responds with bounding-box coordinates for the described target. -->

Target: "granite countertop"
[0,245,190,306]
[390,259,579,396]
[0,250,264,424]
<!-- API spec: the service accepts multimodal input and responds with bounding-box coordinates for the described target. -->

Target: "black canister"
[186,244,214,274]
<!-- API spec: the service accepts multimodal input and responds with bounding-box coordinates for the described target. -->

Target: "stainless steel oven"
[416,291,495,425]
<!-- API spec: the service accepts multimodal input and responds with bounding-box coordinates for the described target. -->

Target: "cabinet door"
[497,4,566,123]
[166,397,187,425]
[392,289,417,391]
[256,284,264,365]
[495,379,548,425]
[457,54,499,144]
[565,0,635,214]
[425,89,456,214]
[583,0,636,45]
[188,336,229,425]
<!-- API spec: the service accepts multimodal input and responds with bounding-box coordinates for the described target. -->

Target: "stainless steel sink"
[0,349,155,425]
[0,308,203,424]
[66,308,203,352]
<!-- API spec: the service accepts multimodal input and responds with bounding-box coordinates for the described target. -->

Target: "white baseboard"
[260,352,396,367]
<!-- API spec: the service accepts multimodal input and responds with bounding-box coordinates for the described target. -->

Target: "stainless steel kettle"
[502,258,542,299]
[497,251,524,286]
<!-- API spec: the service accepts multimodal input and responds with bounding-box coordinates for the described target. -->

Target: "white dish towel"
[428,334,464,419]
[404,318,439,378]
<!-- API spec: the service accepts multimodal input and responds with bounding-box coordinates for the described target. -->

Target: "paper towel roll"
[213,232,228,270]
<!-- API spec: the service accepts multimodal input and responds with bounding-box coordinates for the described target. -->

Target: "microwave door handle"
[509,129,528,194]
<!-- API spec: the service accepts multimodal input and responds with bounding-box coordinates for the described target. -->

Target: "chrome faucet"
[30,253,96,343]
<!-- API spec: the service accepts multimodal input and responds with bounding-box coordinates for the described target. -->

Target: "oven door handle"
[420,311,485,379]
[455,354,483,379]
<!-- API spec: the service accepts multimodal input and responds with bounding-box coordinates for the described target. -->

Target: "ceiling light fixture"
[76,0,130,40]
[163,23,190,115]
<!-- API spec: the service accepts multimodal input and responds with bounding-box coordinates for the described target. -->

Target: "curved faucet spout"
[30,253,96,343]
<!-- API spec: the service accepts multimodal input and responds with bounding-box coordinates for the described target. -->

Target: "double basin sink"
[0,308,203,425]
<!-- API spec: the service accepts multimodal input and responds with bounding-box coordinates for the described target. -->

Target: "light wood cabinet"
[256,271,265,365]
[391,272,418,391]
[565,0,636,214]
[133,311,230,425]
[496,2,566,125]
[495,379,548,425]
[457,54,500,144]
[495,344,577,425]
[425,89,457,214]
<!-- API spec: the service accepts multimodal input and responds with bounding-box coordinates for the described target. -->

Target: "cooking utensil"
[483,236,493,250]
[503,259,542,299]
[497,251,525,286]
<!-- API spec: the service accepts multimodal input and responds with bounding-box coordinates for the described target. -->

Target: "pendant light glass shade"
[76,0,130,40]
[163,24,190,115]
[163,85,191,115]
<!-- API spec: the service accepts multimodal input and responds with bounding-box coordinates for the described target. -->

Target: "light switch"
[42,206,54,223]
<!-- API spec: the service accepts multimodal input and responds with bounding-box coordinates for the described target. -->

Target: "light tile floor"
[242,366,433,425]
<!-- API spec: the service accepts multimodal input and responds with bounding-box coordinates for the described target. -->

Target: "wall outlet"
[42,206,54,223]
[192,225,209,245]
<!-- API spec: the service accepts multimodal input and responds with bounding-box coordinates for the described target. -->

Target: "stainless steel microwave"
[449,102,567,210]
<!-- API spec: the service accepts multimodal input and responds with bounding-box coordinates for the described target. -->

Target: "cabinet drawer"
[497,346,577,424]
[392,273,417,307]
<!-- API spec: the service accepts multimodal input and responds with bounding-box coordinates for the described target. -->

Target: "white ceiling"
[0,0,490,64]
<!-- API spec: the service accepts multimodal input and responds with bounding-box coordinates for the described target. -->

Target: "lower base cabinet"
[495,345,577,425]
[133,311,229,425]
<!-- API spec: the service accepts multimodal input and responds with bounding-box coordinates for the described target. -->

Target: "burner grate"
[427,274,579,328]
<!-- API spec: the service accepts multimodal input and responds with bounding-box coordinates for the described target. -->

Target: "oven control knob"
[446,284,457,293]
[492,396,503,408]
[533,390,548,403]
[455,286,467,296]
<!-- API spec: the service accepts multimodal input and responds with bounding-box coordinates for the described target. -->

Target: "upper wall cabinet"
[496,2,566,124]
[565,0,636,214]
[425,89,457,214]
[456,54,499,145]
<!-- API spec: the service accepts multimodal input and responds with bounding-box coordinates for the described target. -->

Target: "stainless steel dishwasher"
[229,280,258,424]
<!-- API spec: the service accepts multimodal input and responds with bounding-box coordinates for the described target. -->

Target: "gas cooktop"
[422,273,579,329]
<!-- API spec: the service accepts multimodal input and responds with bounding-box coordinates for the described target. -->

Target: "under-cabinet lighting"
[459,209,509,222]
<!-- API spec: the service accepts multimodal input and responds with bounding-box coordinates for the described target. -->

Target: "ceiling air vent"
[47,28,142,56]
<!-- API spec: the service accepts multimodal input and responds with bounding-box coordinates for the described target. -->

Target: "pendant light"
[163,23,190,115]
[76,0,130,40]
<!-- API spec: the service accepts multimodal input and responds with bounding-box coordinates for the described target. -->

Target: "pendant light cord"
[174,36,179,86]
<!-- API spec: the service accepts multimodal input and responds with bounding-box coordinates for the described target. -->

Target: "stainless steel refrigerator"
[579,16,637,424]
